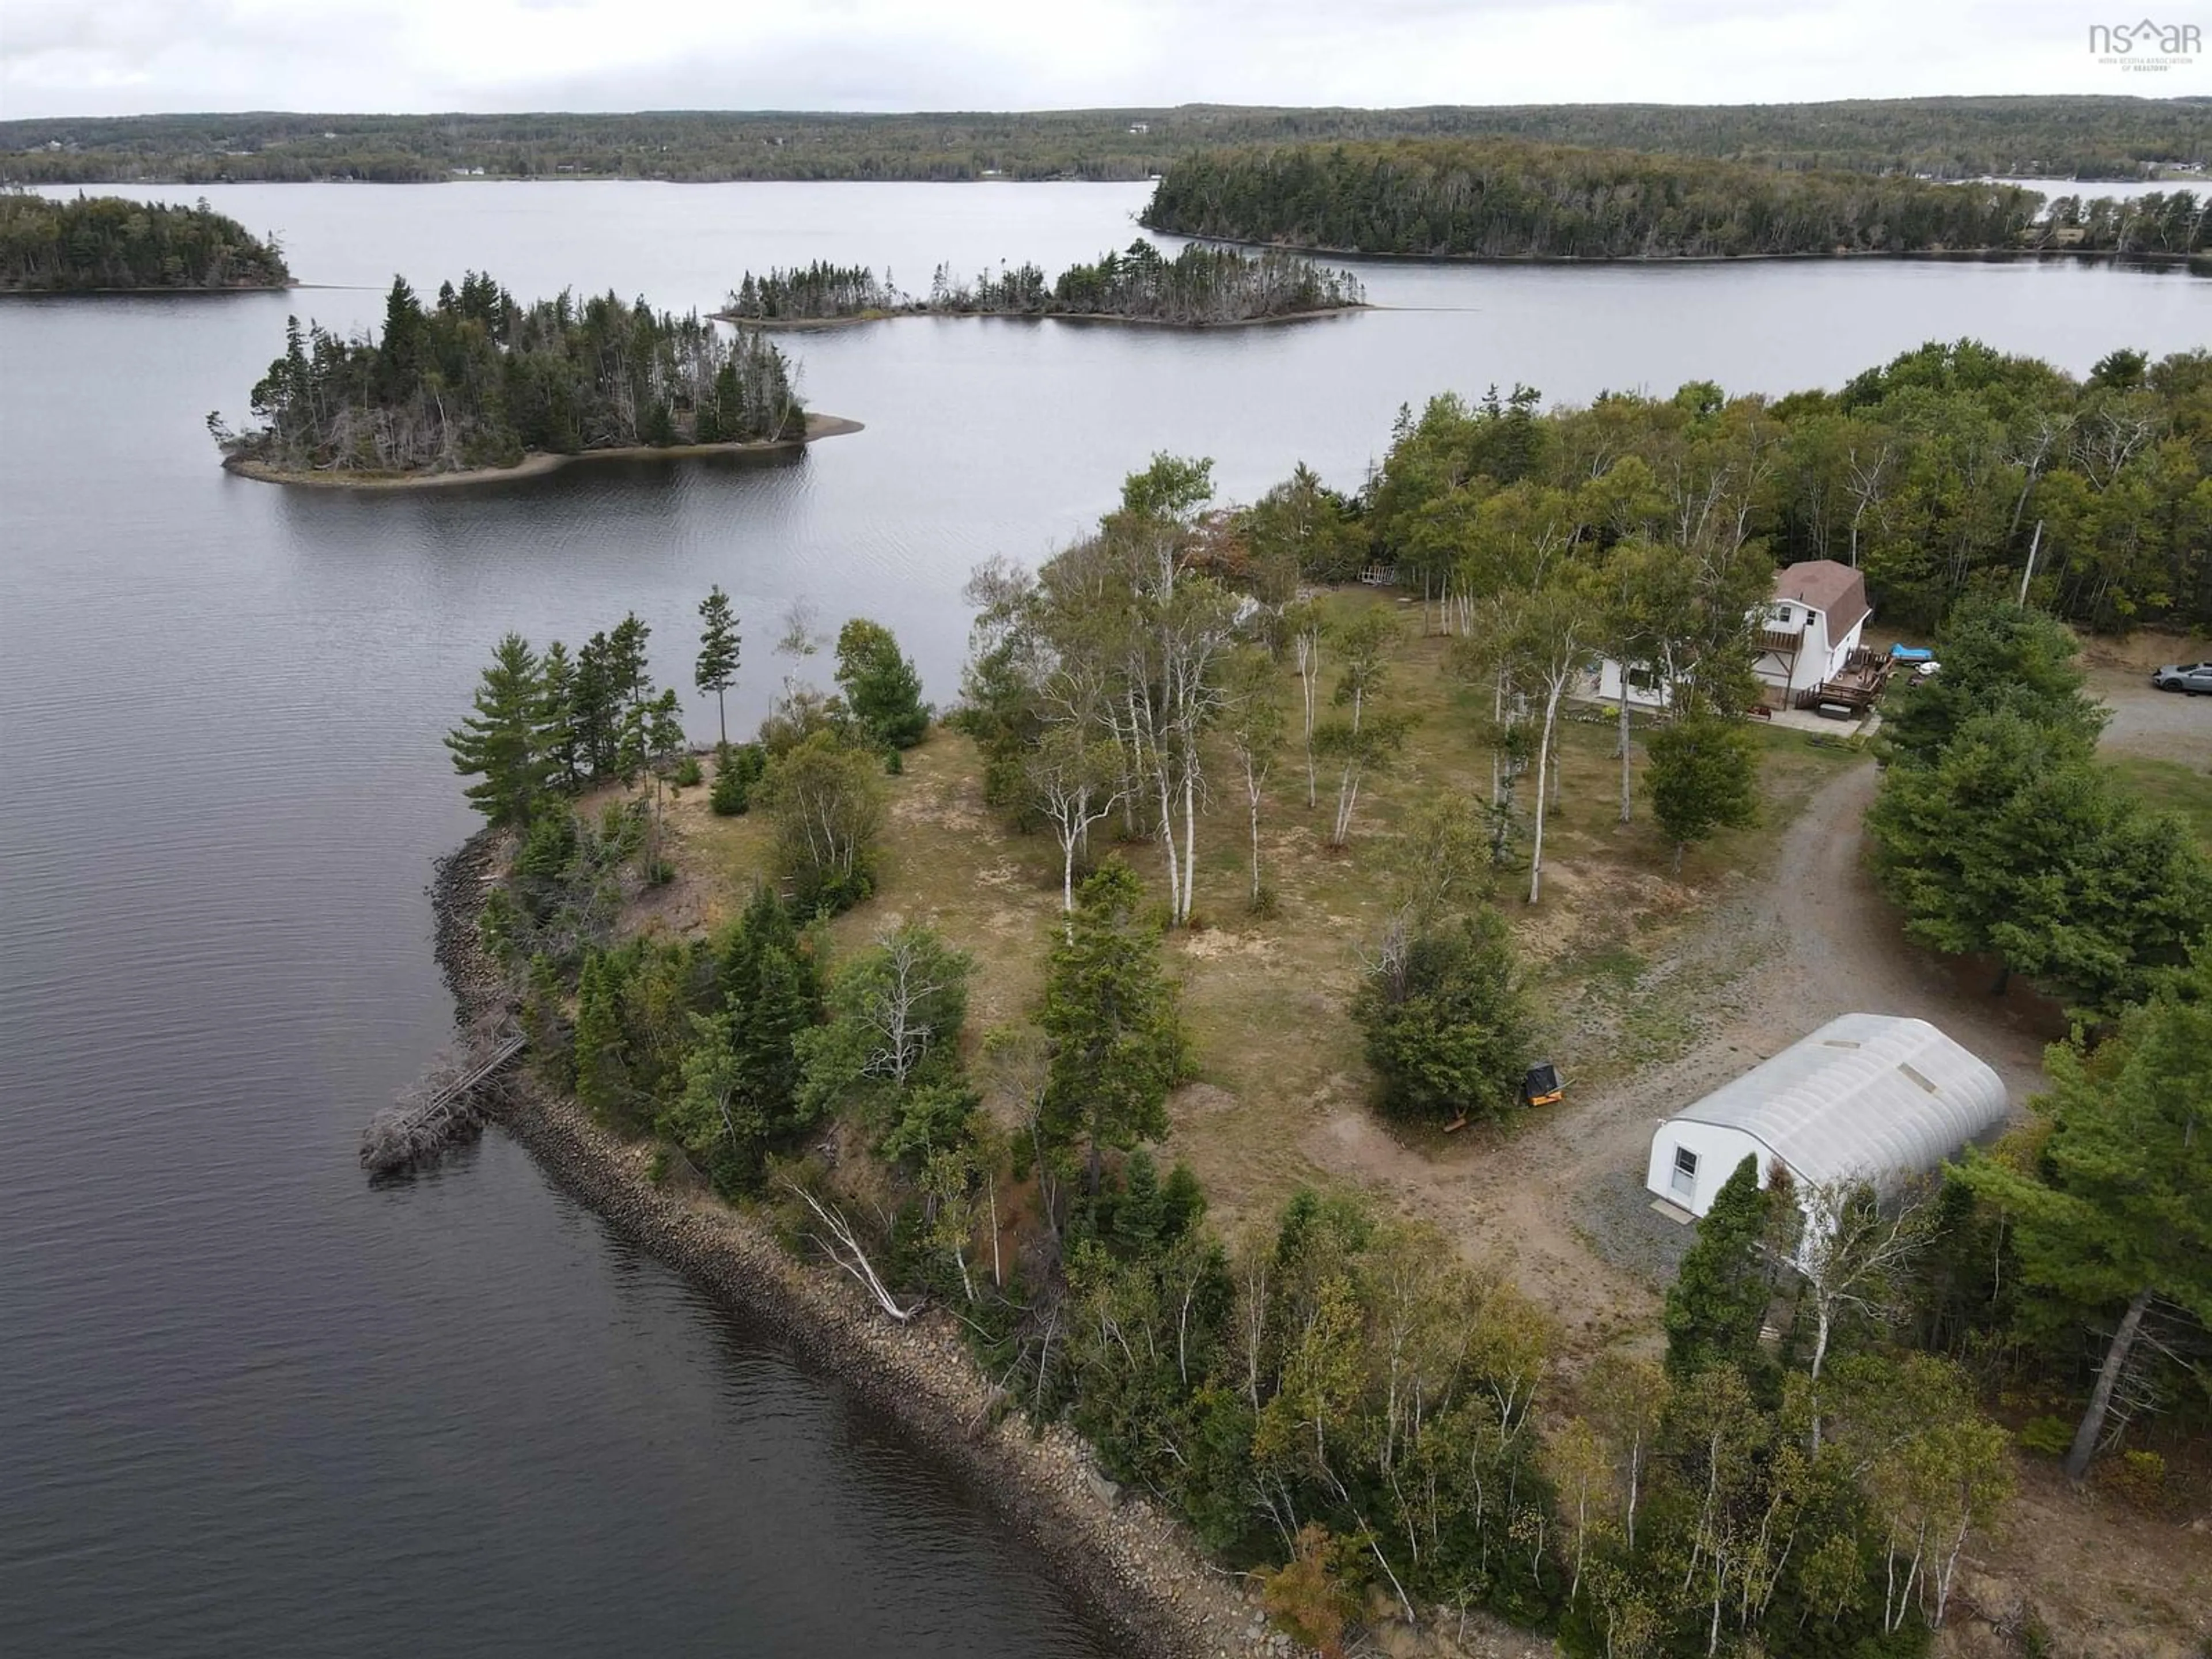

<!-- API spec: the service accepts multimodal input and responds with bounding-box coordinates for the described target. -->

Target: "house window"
[1777,607,1794,624]
[1671,1146,1698,1198]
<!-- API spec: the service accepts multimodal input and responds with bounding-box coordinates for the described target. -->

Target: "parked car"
[2150,661,2212,695]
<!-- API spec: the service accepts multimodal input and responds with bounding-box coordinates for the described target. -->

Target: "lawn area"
[641,590,1862,1234]
[2105,752,2212,848]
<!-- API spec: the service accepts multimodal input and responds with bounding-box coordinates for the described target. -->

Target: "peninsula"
[717,240,1365,329]
[214,270,832,484]
[416,336,2212,1659]
[0,191,290,291]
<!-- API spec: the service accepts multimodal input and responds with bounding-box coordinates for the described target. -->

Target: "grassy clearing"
[2105,752,2212,848]
[642,589,1860,1236]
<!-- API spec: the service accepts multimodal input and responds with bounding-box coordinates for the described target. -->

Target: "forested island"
[721,240,1365,328]
[1139,139,2089,259]
[0,191,289,291]
[214,271,824,483]
[423,335,2212,1658]
[5,96,2205,184]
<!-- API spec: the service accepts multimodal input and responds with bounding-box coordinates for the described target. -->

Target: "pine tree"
[1041,860,1185,1195]
[1645,711,1759,873]
[445,632,549,827]
[1881,596,2105,769]
[834,617,930,749]
[537,639,582,793]
[696,585,741,746]
[715,888,821,1137]
[1957,948,2212,1479]
[1664,1154,1781,1380]
[571,952,628,1120]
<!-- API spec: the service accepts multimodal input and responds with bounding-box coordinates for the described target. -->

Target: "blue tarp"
[1889,645,1935,662]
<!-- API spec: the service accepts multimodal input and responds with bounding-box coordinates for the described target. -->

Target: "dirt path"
[1305,761,2058,1351]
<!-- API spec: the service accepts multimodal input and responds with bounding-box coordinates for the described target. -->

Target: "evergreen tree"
[537,639,583,793]
[1664,1154,1781,1381]
[1644,711,1759,873]
[1957,949,2212,1479]
[1353,909,1532,1124]
[1881,596,2105,769]
[606,612,653,713]
[570,630,621,781]
[1868,710,2210,1012]
[714,888,821,1136]
[445,632,550,827]
[834,617,930,749]
[1041,860,1185,1195]
[571,952,628,1119]
[710,741,764,816]
[695,585,741,747]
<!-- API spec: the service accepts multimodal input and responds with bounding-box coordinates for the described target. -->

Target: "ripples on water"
[1,180,2204,1657]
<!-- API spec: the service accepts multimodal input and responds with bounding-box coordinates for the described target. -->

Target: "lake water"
[2,181,2205,1657]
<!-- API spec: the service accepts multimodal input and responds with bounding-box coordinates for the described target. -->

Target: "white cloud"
[0,0,2202,118]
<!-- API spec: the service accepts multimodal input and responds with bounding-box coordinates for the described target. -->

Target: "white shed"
[1646,1013,2008,1218]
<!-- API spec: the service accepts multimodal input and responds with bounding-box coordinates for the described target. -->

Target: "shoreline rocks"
[426,830,1281,1659]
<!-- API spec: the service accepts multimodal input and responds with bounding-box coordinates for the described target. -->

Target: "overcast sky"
[2,0,2203,119]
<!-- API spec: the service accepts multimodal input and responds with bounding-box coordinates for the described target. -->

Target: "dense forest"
[0,191,289,290]
[218,271,804,477]
[1141,140,2063,259]
[4,97,2204,185]
[2030,188,2210,253]
[1340,339,2212,633]
[441,435,2210,1656]
[724,241,1364,326]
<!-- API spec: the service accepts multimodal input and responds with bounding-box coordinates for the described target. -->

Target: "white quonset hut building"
[1646,1014,2008,1220]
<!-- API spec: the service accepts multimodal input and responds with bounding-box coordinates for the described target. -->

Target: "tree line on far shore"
[213,271,804,477]
[724,240,1365,327]
[1142,139,2071,260]
[7,97,2201,186]
[2032,189,2212,254]
[0,191,290,290]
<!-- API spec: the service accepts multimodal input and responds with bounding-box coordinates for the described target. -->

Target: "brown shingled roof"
[1775,560,1870,638]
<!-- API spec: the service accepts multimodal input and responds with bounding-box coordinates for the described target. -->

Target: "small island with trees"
[719,239,1366,329]
[0,190,291,291]
[1140,138,2210,262]
[213,270,851,486]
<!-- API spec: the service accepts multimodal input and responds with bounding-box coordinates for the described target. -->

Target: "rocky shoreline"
[425,830,1290,1659]
[225,413,862,491]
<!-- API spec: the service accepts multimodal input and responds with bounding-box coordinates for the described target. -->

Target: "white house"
[1594,559,1873,711]
[1645,1013,2008,1225]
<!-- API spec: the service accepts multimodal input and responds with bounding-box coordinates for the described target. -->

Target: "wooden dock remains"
[360,1022,526,1175]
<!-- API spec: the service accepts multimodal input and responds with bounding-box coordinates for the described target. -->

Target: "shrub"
[2017,1415,2073,1458]
[2101,1448,2168,1512]
[1353,907,1532,1123]
[711,741,765,816]
[756,730,886,916]
[671,754,703,788]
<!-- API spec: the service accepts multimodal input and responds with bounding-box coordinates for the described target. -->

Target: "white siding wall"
[1592,660,1672,710]
[1645,1123,1771,1215]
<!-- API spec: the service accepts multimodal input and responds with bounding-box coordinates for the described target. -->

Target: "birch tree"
[1026,723,1126,916]
[1509,577,1595,904]
[1315,608,1404,849]
[1219,647,1286,910]
[1792,1176,1937,1452]
[1283,597,1327,808]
